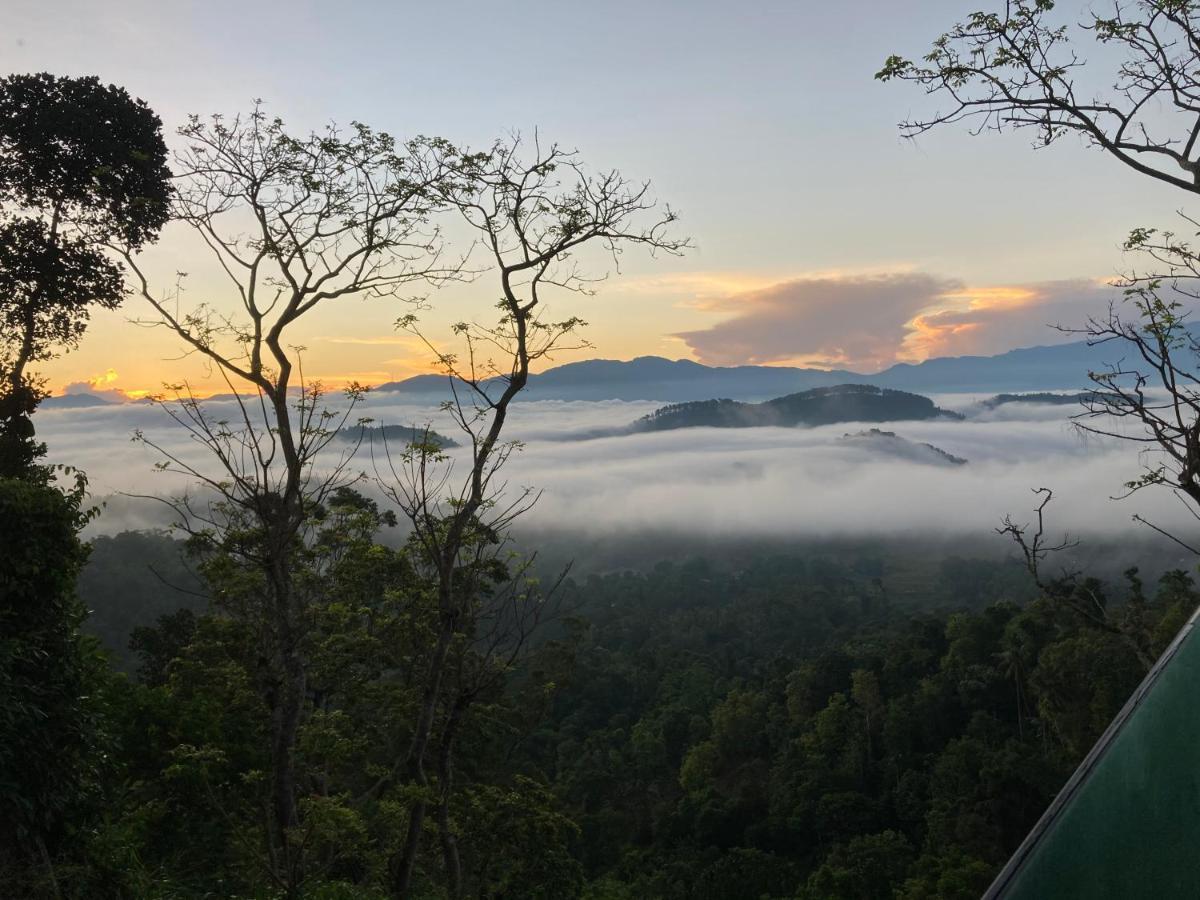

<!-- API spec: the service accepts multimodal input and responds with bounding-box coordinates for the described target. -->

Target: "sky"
[3,0,1190,398]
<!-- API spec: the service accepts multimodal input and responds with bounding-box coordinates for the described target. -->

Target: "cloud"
[612,271,793,301]
[33,393,1187,551]
[60,368,141,402]
[672,274,1117,372]
[904,279,1111,360]
[320,336,423,347]
[674,273,959,371]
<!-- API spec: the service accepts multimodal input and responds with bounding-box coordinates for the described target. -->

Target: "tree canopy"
[0,73,170,474]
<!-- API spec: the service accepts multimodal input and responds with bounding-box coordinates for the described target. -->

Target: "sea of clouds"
[33,388,1191,550]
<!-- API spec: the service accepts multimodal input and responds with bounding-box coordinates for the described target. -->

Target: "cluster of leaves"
[0,469,107,895]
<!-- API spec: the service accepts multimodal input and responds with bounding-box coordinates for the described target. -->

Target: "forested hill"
[334,423,458,449]
[980,391,1118,410]
[45,344,1135,410]
[840,429,968,466]
[634,385,960,432]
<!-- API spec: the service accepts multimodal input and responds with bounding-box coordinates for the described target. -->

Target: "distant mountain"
[374,357,864,403]
[372,338,1124,403]
[42,393,116,409]
[633,384,961,433]
[336,424,458,449]
[873,341,1117,393]
[840,428,967,466]
[42,339,1130,414]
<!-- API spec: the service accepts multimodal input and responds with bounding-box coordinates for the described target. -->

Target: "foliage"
[0,73,170,474]
[0,72,172,245]
[877,1,1200,196]
[508,554,1195,898]
[29,524,1198,898]
[0,472,101,893]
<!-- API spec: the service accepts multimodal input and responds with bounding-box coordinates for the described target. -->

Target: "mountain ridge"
[48,337,1124,407]
[372,337,1118,401]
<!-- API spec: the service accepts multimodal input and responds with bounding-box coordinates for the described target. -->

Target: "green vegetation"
[29,535,1188,898]
[0,72,170,474]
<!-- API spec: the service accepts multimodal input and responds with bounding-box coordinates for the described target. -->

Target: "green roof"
[986,610,1200,898]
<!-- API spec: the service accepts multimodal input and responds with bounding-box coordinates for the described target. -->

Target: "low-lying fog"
[34,390,1189,549]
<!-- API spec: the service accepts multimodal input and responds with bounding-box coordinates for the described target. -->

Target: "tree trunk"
[391,595,456,898]
[268,553,306,897]
[437,701,466,900]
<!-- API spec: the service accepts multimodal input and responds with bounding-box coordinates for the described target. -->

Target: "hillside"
[980,390,1117,409]
[374,356,863,402]
[335,423,458,449]
[633,384,961,432]
[840,428,968,466]
[41,393,116,409]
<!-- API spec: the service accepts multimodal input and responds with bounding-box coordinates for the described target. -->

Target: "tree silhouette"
[0,73,170,475]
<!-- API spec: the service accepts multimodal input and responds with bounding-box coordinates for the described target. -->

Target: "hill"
[633,384,961,432]
[335,423,458,449]
[374,357,864,402]
[42,393,116,409]
[840,428,967,466]
[980,390,1118,409]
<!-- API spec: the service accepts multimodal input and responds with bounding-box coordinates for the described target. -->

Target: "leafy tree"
[62,534,1198,897]
[381,135,686,897]
[802,830,914,900]
[122,107,465,893]
[456,776,583,899]
[0,73,170,474]
[0,76,169,880]
[0,472,99,894]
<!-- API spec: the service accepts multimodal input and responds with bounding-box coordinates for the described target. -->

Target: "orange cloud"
[674,273,960,371]
[88,368,120,389]
[59,369,136,402]
[900,279,1108,362]
[674,275,1114,372]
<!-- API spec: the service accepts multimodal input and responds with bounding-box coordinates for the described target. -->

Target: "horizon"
[53,333,1100,403]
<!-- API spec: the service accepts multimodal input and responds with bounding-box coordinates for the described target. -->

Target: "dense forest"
[33,530,1200,898]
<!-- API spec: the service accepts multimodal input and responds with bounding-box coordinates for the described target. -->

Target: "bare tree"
[999,487,1155,667]
[998,487,1081,584]
[375,135,688,897]
[120,106,465,896]
[1070,222,1200,552]
[877,0,1200,194]
[880,1,1200,551]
